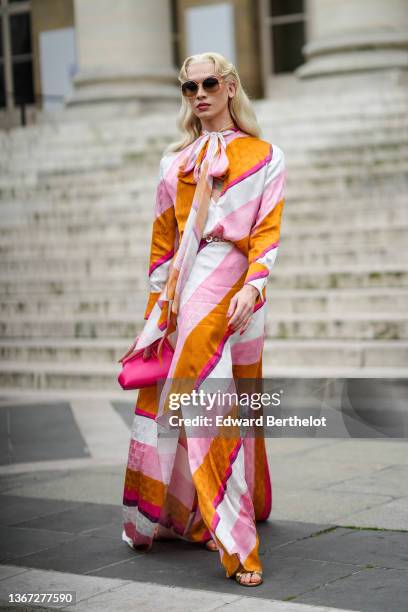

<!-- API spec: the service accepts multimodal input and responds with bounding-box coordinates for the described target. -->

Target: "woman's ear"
[228,80,237,98]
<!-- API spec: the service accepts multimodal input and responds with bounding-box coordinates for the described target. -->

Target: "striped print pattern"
[122,129,286,576]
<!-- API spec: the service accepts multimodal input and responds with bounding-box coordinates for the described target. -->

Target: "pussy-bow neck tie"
[180,128,232,183]
[156,126,237,358]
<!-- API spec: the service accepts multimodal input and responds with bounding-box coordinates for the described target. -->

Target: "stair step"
[0,228,406,259]
[2,203,408,234]
[2,214,407,242]
[1,192,406,216]
[267,264,408,289]
[1,339,407,392]
[1,249,407,275]
[265,313,408,340]
[1,264,407,294]
[1,311,406,340]
[0,238,405,259]
[1,287,407,316]
[263,339,408,369]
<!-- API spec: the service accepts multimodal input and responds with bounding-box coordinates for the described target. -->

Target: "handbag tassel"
[157,299,174,362]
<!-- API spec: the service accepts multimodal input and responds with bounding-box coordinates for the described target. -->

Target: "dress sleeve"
[243,144,286,301]
[143,156,177,320]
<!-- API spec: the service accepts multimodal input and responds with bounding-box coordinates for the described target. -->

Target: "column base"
[65,66,180,109]
[297,30,408,80]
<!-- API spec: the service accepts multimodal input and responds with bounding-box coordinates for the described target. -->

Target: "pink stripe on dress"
[213,439,243,509]
[230,490,258,560]
[231,335,264,364]
[221,149,272,195]
[253,168,286,227]
[149,249,174,275]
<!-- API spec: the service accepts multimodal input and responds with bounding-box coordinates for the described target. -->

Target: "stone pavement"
[0,393,407,612]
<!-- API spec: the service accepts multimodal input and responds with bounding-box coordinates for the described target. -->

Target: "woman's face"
[184,61,235,122]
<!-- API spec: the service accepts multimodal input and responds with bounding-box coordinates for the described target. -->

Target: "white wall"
[185,3,236,63]
[39,27,77,110]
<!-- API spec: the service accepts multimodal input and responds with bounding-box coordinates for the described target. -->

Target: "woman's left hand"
[227,285,259,335]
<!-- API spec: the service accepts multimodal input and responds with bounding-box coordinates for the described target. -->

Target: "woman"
[119,51,286,587]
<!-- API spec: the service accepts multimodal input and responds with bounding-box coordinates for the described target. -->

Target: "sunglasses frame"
[181,75,224,98]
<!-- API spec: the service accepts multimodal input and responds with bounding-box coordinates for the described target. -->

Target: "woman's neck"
[200,112,235,133]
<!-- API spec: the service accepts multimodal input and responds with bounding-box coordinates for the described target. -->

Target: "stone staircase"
[1,85,408,395]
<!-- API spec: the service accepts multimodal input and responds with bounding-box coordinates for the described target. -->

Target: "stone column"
[297,0,408,79]
[66,0,179,112]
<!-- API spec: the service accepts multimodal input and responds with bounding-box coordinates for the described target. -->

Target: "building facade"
[1,0,407,127]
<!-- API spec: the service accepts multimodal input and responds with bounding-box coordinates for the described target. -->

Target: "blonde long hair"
[164,52,262,153]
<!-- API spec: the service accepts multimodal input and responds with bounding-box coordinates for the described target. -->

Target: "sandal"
[204,538,218,551]
[234,570,263,587]
[121,529,135,550]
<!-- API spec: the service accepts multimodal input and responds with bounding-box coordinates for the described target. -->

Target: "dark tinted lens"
[203,77,220,91]
[181,80,198,96]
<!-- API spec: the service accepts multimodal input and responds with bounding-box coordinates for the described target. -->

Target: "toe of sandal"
[204,539,218,551]
[235,570,263,587]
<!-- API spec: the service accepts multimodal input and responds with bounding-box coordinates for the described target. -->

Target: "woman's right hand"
[117,337,152,363]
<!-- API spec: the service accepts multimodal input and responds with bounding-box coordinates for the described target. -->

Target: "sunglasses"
[181,76,222,97]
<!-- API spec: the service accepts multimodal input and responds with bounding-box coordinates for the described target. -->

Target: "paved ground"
[0,393,407,612]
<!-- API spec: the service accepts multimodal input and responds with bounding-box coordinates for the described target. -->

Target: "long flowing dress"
[122,126,286,577]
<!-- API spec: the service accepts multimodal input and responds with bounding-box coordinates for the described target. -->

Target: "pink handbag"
[117,336,175,390]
